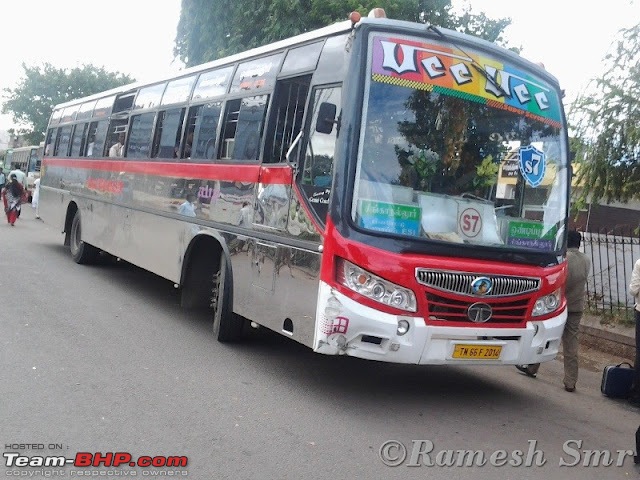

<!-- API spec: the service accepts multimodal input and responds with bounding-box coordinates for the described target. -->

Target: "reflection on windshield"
[353,80,567,252]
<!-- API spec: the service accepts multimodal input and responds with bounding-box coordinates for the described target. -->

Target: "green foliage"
[174,0,513,67]
[569,23,640,205]
[473,155,499,188]
[2,63,134,145]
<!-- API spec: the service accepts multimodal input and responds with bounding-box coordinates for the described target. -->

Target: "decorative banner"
[370,35,563,127]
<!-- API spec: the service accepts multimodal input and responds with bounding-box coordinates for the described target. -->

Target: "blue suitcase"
[601,362,635,398]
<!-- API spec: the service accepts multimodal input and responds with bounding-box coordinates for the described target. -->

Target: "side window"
[126,113,156,159]
[44,129,56,156]
[86,120,109,157]
[70,123,88,157]
[301,86,341,187]
[264,76,311,163]
[106,121,128,158]
[298,85,342,222]
[152,108,185,159]
[219,95,268,161]
[54,126,73,157]
[183,102,222,160]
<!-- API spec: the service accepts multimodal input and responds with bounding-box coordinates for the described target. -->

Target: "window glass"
[127,113,156,158]
[86,120,109,157]
[299,86,341,222]
[76,101,96,121]
[93,96,115,118]
[50,109,63,126]
[161,76,196,105]
[60,105,80,124]
[44,129,56,155]
[264,76,310,163]
[134,84,166,110]
[192,67,233,101]
[281,42,323,75]
[54,126,73,156]
[230,53,283,93]
[219,95,268,161]
[184,102,222,160]
[153,108,185,158]
[70,123,88,157]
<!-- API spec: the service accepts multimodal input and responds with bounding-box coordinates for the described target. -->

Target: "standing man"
[516,231,591,392]
[9,163,27,189]
[628,257,640,408]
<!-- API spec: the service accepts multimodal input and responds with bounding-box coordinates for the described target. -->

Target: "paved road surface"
[2,207,639,479]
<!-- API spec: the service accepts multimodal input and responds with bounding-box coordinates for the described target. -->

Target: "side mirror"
[316,102,337,134]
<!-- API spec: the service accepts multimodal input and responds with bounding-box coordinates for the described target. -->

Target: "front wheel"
[211,253,244,342]
[70,210,99,264]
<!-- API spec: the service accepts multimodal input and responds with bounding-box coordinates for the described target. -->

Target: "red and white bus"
[40,10,570,365]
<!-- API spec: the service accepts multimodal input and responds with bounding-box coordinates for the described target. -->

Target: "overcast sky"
[1,0,638,132]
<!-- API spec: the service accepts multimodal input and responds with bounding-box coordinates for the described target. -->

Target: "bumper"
[313,282,566,365]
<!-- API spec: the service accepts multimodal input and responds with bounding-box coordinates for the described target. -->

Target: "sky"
[1,0,638,133]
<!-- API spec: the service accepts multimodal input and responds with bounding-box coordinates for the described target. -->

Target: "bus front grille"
[426,292,529,324]
[416,269,540,297]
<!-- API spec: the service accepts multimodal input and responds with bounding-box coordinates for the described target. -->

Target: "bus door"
[249,76,311,295]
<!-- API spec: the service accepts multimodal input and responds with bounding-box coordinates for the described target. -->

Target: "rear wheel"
[70,210,99,264]
[211,253,244,342]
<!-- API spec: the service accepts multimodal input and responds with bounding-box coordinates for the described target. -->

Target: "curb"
[579,323,636,362]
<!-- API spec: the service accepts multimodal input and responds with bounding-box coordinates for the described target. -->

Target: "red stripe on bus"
[42,157,298,183]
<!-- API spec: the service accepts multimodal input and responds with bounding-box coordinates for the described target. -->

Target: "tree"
[2,63,134,145]
[174,0,513,67]
[569,23,640,206]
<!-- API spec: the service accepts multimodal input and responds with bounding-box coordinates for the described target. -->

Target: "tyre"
[211,252,244,342]
[69,210,99,264]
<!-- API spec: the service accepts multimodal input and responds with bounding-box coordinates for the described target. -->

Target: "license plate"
[452,344,502,360]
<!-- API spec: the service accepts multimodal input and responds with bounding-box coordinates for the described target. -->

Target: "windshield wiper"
[426,25,511,99]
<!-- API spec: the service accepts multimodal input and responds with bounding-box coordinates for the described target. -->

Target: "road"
[2,206,639,480]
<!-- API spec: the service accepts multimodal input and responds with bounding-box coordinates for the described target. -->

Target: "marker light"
[336,258,417,312]
[397,320,410,336]
[349,11,362,24]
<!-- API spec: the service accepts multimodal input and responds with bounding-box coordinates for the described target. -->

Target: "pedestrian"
[9,163,27,189]
[516,230,591,392]
[0,168,5,186]
[32,177,41,219]
[2,174,26,226]
[628,257,640,408]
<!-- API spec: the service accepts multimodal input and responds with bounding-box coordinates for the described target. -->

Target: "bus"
[40,9,571,365]
[4,143,43,200]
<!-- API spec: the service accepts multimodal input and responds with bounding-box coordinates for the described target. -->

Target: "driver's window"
[301,86,341,188]
[298,85,341,224]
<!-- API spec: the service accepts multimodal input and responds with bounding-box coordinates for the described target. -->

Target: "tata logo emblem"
[468,303,493,323]
[470,277,493,296]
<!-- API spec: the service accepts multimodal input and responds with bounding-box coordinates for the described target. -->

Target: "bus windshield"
[352,33,568,253]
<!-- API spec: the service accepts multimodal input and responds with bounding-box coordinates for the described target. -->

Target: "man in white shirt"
[108,133,125,158]
[9,164,27,189]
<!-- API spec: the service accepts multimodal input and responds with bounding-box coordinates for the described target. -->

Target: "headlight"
[532,289,561,316]
[336,258,417,312]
